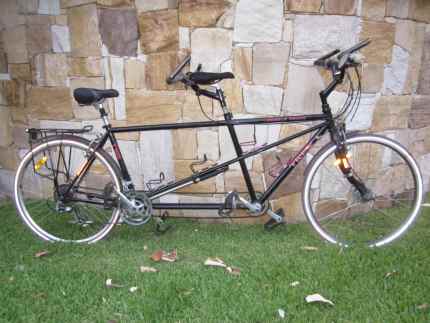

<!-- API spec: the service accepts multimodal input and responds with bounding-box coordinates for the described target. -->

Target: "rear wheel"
[303,134,423,247]
[14,136,122,243]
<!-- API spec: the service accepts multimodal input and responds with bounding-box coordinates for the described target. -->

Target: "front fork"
[332,123,373,202]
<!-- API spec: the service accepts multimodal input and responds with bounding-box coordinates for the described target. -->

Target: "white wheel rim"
[303,135,423,247]
[14,139,121,243]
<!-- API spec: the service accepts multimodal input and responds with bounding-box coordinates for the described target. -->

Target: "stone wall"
[0,0,429,222]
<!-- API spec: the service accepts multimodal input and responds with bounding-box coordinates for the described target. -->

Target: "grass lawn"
[1,201,430,323]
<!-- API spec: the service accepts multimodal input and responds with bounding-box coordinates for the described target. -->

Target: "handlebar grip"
[167,54,191,85]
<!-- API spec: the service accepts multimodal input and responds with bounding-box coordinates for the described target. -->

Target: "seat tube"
[224,112,257,201]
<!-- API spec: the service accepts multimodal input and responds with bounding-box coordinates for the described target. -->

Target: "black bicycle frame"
[65,80,341,212]
[97,113,330,211]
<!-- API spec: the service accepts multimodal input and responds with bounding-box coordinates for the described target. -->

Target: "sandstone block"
[243,85,283,116]
[108,57,126,120]
[409,0,430,23]
[12,123,29,148]
[139,130,175,184]
[179,27,190,49]
[126,90,182,125]
[179,0,229,27]
[361,64,384,93]
[0,106,12,147]
[139,10,178,54]
[51,25,71,53]
[0,146,19,170]
[191,28,232,72]
[233,46,252,81]
[69,57,103,77]
[197,129,219,161]
[146,51,182,90]
[135,0,177,12]
[372,95,412,131]
[293,15,360,58]
[125,59,146,89]
[417,28,430,95]
[0,0,26,28]
[222,79,244,113]
[272,192,306,223]
[173,128,198,160]
[3,26,28,63]
[234,0,283,42]
[99,8,138,57]
[361,0,385,20]
[182,91,214,121]
[38,0,60,15]
[117,140,144,189]
[69,4,102,57]
[216,4,235,29]
[219,123,253,169]
[386,0,409,19]
[9,64,31,81]
[345,93,378,131]
[27,23,52,57]
[360,21,395,65]
[283,62,324,114]
[324,0,356,15]
[409,95,430,129]
[253,42,290,85]
[383,45,410,95]
[286,0,322,12]
[34,54,69,87]
[0,169,14,198]
[28,87,73,120]
[70,77,105,120]
[0,80,19,106]
[279,124,309,150]
[17,0,39,14]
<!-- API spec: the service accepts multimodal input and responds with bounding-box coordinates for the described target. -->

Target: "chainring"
[121,192,153,226]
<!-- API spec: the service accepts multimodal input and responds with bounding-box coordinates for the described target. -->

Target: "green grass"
[1,201,430,323]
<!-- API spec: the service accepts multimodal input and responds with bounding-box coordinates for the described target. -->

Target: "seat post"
[214,84,230,115]
[92,100,111,127]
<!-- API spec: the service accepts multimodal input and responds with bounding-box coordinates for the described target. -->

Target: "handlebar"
[314,38,371,70]
[166,54,191,85]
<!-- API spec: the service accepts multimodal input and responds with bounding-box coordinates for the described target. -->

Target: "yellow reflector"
[334,159,341,166]
[34,156,48,171]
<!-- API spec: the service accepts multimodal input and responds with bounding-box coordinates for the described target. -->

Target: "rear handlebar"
[166,55,191,85]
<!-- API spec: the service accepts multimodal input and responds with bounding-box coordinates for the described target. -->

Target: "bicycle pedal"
[264,208,285,231]
[155,222,172,235]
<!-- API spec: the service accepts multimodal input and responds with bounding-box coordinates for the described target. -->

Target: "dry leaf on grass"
[417,303,430,310]
[277,308,286,319]
[129,286,138,293]
[384,270,399,278]
[226,266,241,276]
[143,245,148,251]
[301,246,319,251]
[305,293,334,306]
[140,266,158,273]
[290,281,300,287]
[105,279,124,288]
[204,258,240,275]
[35,250,49,258]
[204,258,227,268]
[151,249,177,262]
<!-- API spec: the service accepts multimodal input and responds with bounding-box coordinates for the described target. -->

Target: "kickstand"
[155,211,173,235]
[264,208,285,231]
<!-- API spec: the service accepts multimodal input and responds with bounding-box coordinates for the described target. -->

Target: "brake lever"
[196,64,202,72]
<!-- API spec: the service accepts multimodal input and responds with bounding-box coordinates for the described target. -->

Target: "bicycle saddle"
[188,72,234,85]
[73,88,119,106]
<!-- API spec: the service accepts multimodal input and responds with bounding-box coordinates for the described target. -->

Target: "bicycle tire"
[14,135,122,243]
[302,134,423,247]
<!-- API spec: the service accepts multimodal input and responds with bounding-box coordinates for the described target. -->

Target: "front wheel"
[14,136,122,243]
[303,134,423,247]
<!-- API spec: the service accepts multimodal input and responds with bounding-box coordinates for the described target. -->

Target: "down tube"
[259,125,328,203]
